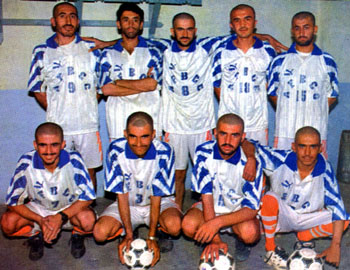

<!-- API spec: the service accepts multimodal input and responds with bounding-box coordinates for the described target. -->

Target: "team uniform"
[99,37,163,140]
[159,36,228,169]
[191,140,263,226]
[101,138,177,230]
[267,43,339,149]
[6,149,96,233]
[213,36,275,145]
[28,34,102,168]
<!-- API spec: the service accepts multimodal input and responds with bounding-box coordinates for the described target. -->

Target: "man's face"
[292,17,317,47]
[117,10,143,39]
[230,7,256,39]
[171,18,197,50]
[124,124,155,158]
[33,133,65,169]
[292,133,321,169]
[51,4,79,38]
[214,122,245,160]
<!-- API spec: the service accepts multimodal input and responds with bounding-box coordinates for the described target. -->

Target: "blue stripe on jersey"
[264,45,276,59]
[28,67,43,91]
[212,51,222,87]
[6,175,27,205]
[323,54,337,70]
[201,181,213,194]
[241,198,256,210]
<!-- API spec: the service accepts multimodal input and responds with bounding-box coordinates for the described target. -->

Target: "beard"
[121,28,141,39]
[174,34,196,48]
[295,35,314,46]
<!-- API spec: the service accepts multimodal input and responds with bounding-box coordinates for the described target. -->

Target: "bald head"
[217,113,244,132]
[126,111,154,132]
[295,126,320,144]
[35,122,63,142]
[172,12,196,27]
[230,4,256,20]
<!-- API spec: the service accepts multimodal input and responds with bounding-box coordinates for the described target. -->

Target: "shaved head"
[292,11,315,26]
[230,4,256,20]
[295,126,320,144]
[217,113,244,132]
[53,2,78,18]
[172,12,196,27]
[126,111,154,132]
[35,122,63,142]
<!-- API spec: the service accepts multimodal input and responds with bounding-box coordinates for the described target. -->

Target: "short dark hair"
[35,122,64,142]
[52,2,78,18]
[126,112,154,131]
[230,4,256,20]
[292,11,316,26]
[217,113,245,132]
[295,126,320,144]
[172,12,196,27]
[116,3,144,22]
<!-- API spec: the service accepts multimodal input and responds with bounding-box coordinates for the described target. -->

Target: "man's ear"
[241,132,246,143]
[170,28,175,38]
[50,17,56,28]
[61,140,66,150]
[314,25,318,35]
[33,140,38,150]
[124,129,127,138]
[116,21,121,30]
[292,142,296,152]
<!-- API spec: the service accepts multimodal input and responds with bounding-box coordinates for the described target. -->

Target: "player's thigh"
[188,130,213,161]
[232,217,260,243]
[164,133,189,170]
[1,209,33,234]
[245,129,268,145]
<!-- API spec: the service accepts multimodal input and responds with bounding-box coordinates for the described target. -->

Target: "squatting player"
[255,127,349,269]
[93,112,182,267]
[268,11,339,154]
[213,4,275,145]
[28,2,102,191]
[182,114,263,262]
[0,122,96,261]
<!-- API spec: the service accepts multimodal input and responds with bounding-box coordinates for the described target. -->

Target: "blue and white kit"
[267,43,339,141]
[213,36,275,134]
[191,141,263,215]
[99,36,163,139]
[28,34,101,136]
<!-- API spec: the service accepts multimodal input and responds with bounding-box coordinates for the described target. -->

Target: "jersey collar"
[288,42,322,56]
[33,149,70,170]
[226,35,263,50]
[125,141,157,160]
[213,143,241,165]
[171,38,196,52]
[46,34,81,49]
[285,151,326,177]
[113,36,148,52]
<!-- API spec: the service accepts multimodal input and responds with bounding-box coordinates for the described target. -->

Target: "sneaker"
[70,234,86,259]
[27,232,44,261]
[294,240,315,250]
[264,246,289,270]
[157,230,174,253]
[235,238,251,262]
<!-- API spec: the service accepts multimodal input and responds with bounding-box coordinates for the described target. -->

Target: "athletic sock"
[261,194,279,251]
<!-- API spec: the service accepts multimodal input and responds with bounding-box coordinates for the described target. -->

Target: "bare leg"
[175,169,187,209]
[88,168,97,193]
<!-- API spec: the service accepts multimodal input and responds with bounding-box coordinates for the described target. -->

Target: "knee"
[75,209,96,232]
[181,215,199,238]
[236,221,260,244]
[1,211,18,235]
[93,220,109,242]
[162,216,181,236]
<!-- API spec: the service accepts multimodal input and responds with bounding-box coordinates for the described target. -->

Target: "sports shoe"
[27,232,44,261]
[70,234,86,259]
[294,240,315,250]
[264,246,289,270]
[235,238,251,262]
[157,230,174,253]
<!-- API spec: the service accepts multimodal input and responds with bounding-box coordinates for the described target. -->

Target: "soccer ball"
[287,248,324,270]
[198,250,235,270]
[123,238,154,270]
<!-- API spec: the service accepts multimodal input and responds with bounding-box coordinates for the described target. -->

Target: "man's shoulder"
[153,139,173,156]
[195,140,215,156]
[108,138,127,154]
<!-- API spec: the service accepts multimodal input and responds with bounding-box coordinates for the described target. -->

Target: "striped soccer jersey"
[160,36,228,134]
[255,143,349,221]
[213,36,275,132]
[105,138,175,206]
[28,34,100,136]
[267,43,339,141]
[6,150,96,211]
[191,141,263,214]
[99,37,163,139]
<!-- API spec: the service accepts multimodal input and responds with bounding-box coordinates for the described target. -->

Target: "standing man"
[268,11,339,153]
[28,2,102,192]
[255,127,349,269]
[213,4,276,145]
[182,114,263,262]
[93,112,182,267]
[99,3,163,140]
[1,122,96,261]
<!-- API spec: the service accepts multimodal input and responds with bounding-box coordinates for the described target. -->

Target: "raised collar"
[213,143,241,165]
[33,149,70,170]
[171,38,196,53]
[46,34,81,49]
[125,141,157,160]
[113,36,148,52]
[287,42,322,56]
[285,152,326,177]
[226,35,263,51]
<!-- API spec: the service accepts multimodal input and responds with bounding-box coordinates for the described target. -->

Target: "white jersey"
[28,34,100,136]
[191,141,263,214]
[213,36,275,132]
[99,36,163,139]
[255,143,349,221]
[267,43,339,140]
[6,149,96,212]
[160,36,228,134]
[105,138,175,206]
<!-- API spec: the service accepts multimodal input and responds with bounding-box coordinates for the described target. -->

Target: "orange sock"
[10,225,36,237]
[298,221,349,241]
[261,194,279,251]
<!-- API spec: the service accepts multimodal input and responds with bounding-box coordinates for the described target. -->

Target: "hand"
[243,157,256,181]
[81,36,114,52]
[194,219,220,243]
[201,240,228,263]
[118,234,133,265]
[146,239,160,267]
[317,244,341,267]
[40,214,63,244]
[147,66,154,78]
[265,35,288,54]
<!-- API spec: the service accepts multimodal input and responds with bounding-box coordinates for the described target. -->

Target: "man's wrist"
[58,211,69,224]
[147,236,158,241]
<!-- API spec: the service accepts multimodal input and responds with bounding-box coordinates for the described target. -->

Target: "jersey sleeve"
[267,54,285,96]
[98,48,115,88]
[323,53,339,98]
[191,144,213,194]
[212,47,224,89]
[28,45,46,93]
[147,43,163,85]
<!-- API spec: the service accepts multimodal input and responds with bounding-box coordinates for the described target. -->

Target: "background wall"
[1,0,350,203]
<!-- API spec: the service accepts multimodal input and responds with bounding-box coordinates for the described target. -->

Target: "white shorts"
[164,131,213,170]
[65,131,103,169]
[100,196,179,233]
[266,192,332,233]
[245,129,268,145]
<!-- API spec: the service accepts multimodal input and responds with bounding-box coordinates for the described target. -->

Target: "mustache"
[222,143,234,148]
[63,24,74,28]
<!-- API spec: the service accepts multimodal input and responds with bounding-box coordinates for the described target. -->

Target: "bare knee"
[1,211,26,235]
[235,220,260,244]
[161,215,182,236]
[74,209,96,232]
[93,217,120,243]
[182,214,200,238]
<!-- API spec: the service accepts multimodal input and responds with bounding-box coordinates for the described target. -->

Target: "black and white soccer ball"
[287,248,324,270]
[123,238,154,270]
[198,249,235,270]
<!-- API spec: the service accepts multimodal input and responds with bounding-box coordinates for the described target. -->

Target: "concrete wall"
[1,0,350,202]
